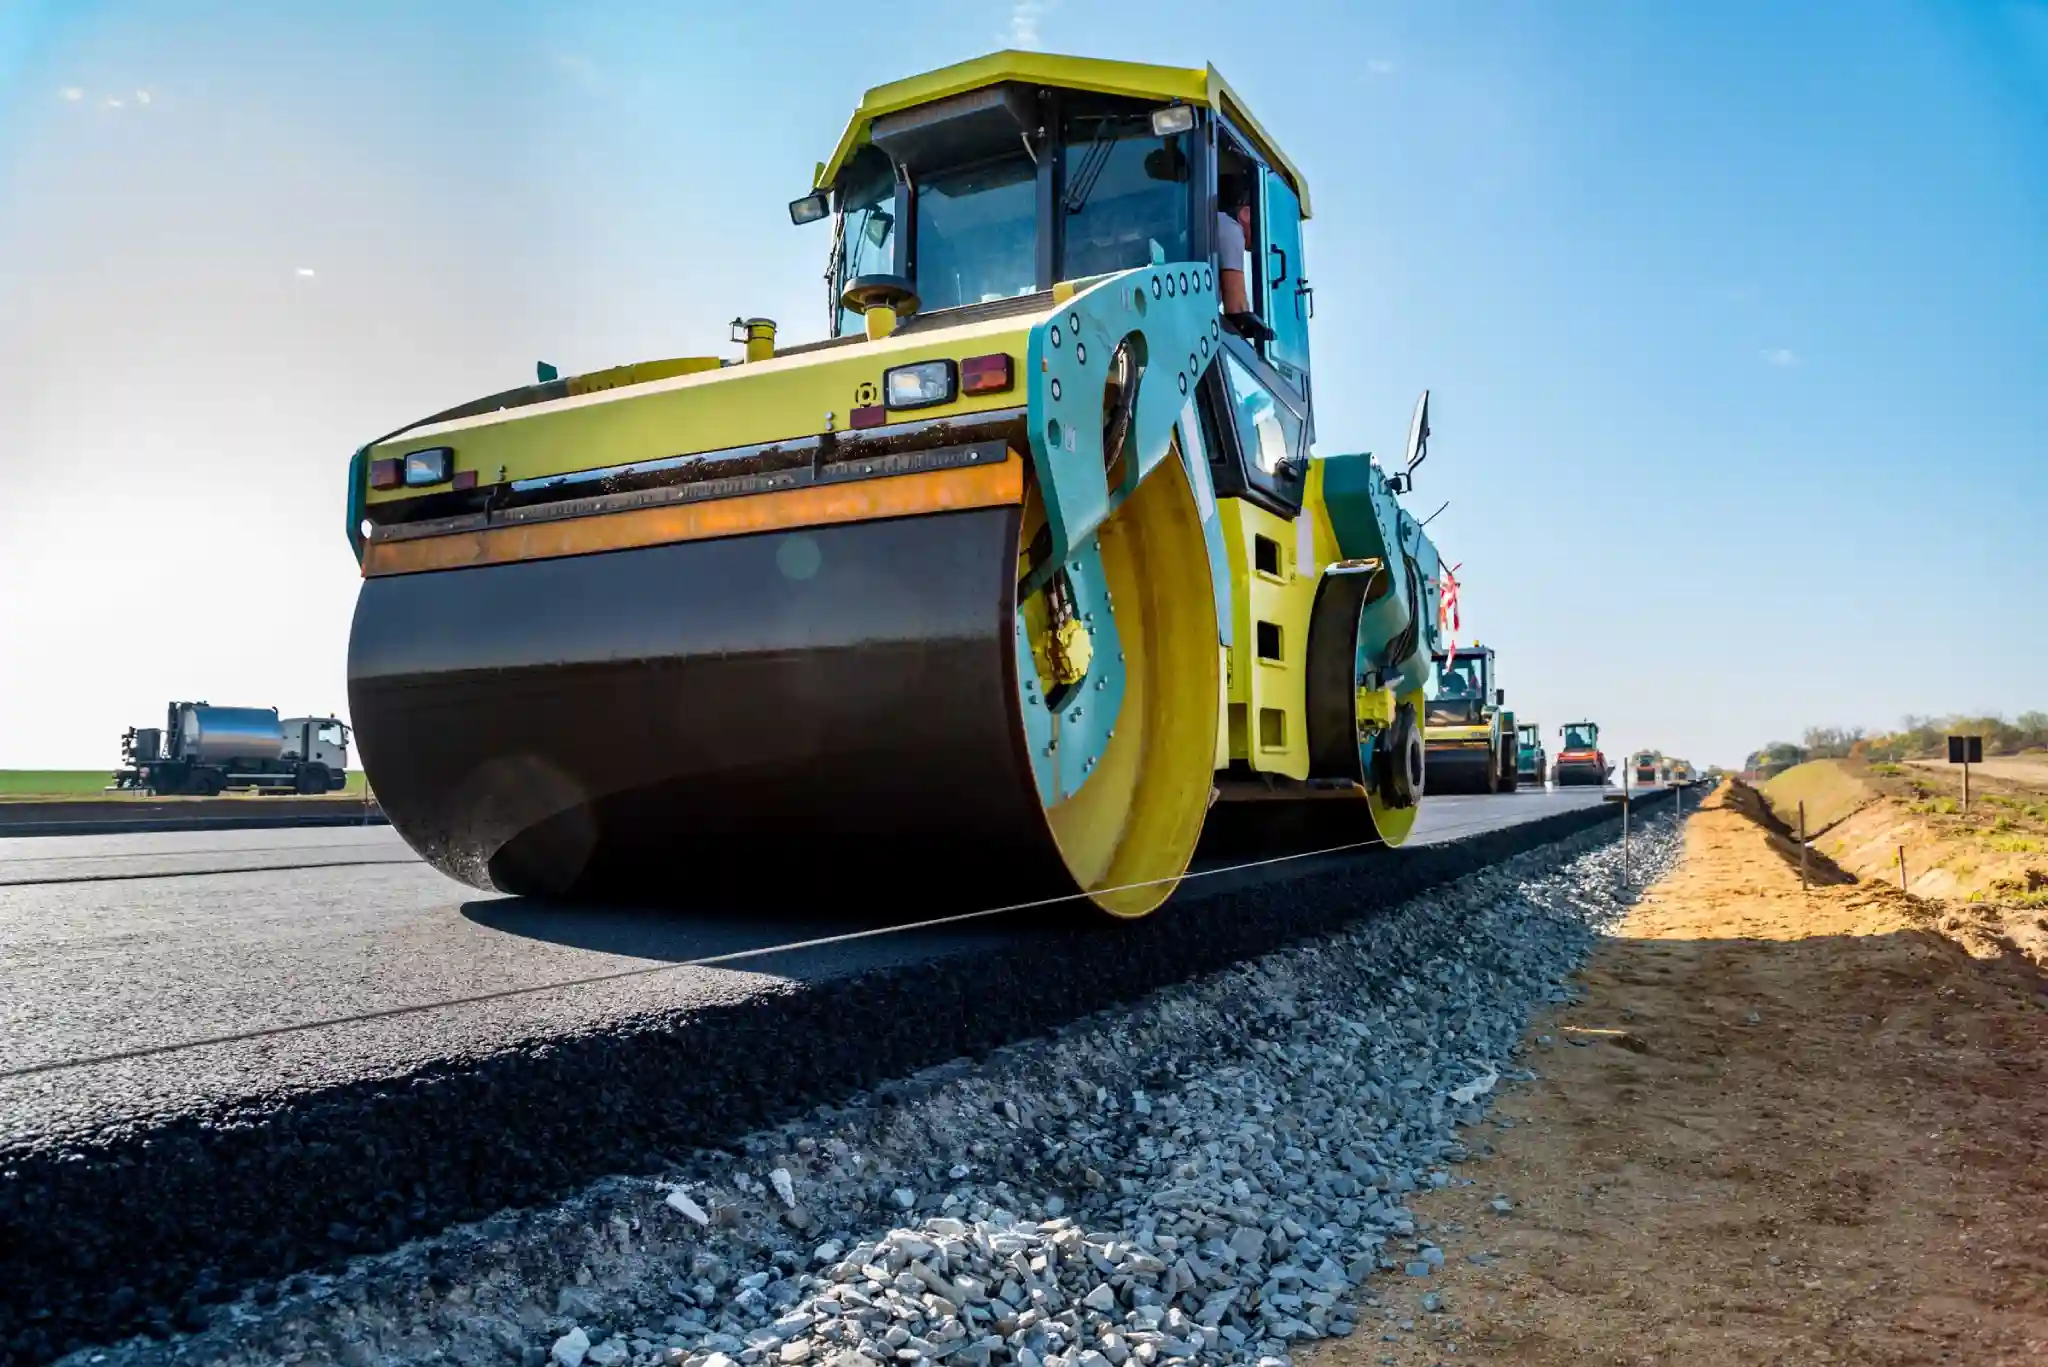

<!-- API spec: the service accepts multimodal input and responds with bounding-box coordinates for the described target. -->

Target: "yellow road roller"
[343,51,1454,915]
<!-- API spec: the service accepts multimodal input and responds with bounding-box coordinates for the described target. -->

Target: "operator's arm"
[1216,211,1250,314]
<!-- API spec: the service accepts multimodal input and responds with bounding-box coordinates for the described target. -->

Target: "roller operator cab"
[1633,750,1659,786]
[1422,644,1518,794]
[343,51,1456,914]
[1516,723,1546,787]
[1554,721,1612,787]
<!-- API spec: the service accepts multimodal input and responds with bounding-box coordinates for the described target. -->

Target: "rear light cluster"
[961,353,1012,393]
[854,352,1014,427]
[368,446,473,493]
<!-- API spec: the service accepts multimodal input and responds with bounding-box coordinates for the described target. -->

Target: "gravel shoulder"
[1304,780,2048,1367]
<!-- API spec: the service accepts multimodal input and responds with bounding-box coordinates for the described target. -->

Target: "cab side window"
[1197,342,1307,518]
[1223,353,1300,484]
[1212,129,1310,398]
[1259,168,1310,387]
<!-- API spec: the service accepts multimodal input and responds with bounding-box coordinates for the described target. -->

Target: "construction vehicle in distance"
[342,50,1458,915]
[1516,722,1546,787]
[1554,721,1613,786]
[1633,750,1660,786]
[1669,758,1696,784]
[1422,643,1517,793]
[114,703,351,796]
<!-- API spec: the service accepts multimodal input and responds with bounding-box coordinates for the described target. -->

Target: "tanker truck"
[114,703,352,796]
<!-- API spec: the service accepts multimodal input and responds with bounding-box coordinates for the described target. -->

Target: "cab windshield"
[1518,726,1540,746]
[1427,653,1486,702]
[913,153,1039,312]
[1059,104,1191,279]
[832,147,898,337]
[1563,725,1599,751]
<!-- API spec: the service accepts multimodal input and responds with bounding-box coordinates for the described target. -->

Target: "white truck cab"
[281,717,351,779]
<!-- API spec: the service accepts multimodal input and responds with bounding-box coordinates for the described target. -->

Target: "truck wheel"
[297,766,329,795]
[196,769,224,797]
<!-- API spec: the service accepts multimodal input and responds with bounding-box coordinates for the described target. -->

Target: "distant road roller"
[343,51,1453,914]
[1421,643,1517,794]
[1554,722,1614,787]
[1516,723,1547,788]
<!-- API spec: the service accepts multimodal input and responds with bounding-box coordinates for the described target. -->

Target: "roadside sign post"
[1947,735,1981,816]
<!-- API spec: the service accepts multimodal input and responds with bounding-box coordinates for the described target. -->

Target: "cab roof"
[816,49,1310,217]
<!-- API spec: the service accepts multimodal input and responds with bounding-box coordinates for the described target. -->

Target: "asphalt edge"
[0,801,387,839]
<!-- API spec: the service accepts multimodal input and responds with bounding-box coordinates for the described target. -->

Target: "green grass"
[0,770,117,798]
[1868,762,1907,777]
[0,769,370,800]
[1909,796,1962,816]
[1989,836,2045,854]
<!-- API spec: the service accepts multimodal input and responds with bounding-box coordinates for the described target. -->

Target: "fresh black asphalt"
[0,786,1664,1365]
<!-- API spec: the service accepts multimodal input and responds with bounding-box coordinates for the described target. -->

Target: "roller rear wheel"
[1017,450,1221,917]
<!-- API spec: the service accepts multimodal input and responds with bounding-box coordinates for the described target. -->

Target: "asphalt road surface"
[0,785,1617,1149]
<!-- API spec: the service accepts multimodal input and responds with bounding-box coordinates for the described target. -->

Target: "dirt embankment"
[1304,780,2048,1367]
[1759,760,2048,969]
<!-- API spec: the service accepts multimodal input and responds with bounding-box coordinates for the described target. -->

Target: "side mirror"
[1404,388,1431,475]
[789,191,830,225]
[1495,689,1505,705]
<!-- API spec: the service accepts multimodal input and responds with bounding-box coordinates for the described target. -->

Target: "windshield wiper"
[1063,120,1119,215]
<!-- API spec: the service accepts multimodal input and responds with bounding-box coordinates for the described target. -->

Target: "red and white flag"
[1438,563,1462,668]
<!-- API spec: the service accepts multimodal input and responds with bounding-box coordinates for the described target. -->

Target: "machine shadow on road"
[457,894,1056,969]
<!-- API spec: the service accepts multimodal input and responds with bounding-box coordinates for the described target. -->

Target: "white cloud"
[135,89,152,105]
[296,267,317,278]
[1367,59,1396,76]
[1760,347,1801,368]
[59,87,83,101]
[1006,0,1053,48]
[103,97,124,110]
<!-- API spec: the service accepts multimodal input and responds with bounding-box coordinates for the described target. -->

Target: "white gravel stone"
[668,1190,712,1226]
[552,1327,591,1367]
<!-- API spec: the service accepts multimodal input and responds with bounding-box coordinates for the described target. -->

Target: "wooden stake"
[1799,800,1809,891]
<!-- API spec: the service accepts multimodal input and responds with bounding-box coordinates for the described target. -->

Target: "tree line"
[1745,712,2048,776]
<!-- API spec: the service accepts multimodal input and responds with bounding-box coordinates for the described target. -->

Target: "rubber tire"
[195,769,224,797]
[296,766,328,796]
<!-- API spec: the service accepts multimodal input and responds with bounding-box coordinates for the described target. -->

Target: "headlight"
[883,359,956,410]
[1150,105,1195,137]
[403,447,453,486]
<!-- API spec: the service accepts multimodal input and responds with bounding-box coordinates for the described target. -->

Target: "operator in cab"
[1215,174,1274,342]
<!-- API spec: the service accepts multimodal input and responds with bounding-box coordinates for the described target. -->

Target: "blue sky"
[1,0,2042,769]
